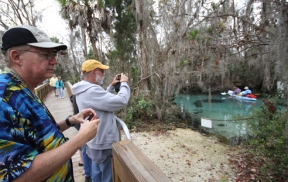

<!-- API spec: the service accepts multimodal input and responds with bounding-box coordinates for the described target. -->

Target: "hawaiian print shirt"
[0,69,74,181]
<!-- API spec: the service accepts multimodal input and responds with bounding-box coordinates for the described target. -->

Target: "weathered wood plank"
[112,140,172,182]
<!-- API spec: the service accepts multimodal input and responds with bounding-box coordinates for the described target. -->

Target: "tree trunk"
[81,26,88,59]
[135,0,150,94]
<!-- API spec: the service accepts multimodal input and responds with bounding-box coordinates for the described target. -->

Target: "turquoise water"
[174,93,267,141]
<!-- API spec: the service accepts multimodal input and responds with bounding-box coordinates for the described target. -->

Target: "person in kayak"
[232,86,242,95]
[241,86,252,96]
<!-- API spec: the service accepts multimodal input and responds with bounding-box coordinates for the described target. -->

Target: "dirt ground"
[123,128,238,182]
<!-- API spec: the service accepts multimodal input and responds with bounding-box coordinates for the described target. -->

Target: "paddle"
[221,92,227,96]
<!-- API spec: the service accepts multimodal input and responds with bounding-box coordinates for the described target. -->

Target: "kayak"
[231,95,257,101]
[221,90,257,101]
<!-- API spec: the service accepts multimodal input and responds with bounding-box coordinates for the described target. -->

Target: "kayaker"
[232,86,241,95]
[241,86,252,96]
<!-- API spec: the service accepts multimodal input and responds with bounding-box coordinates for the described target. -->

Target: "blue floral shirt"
[0,69,74,181]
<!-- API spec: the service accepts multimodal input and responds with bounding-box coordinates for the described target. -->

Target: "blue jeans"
[82,145,92,178]
[91,155,113,182]
[57,88,64,98]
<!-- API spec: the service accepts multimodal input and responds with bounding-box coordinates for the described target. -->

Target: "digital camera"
[115,74,121,93]
[117,75,121,80]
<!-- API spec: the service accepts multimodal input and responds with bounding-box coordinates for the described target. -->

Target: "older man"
[72,59,130,182]
[0,25,100,182]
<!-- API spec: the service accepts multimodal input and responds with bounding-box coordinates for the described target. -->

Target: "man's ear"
[10,50,23,66]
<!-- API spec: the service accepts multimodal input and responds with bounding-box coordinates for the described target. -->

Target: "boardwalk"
[44,89,85,182]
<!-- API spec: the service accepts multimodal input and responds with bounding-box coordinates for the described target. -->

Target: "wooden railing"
[112,140,172,182]
[35,81,73,101]
[35,83,53,100]
[65,81,73,97]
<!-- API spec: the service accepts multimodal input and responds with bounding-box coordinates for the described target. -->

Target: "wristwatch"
[66,115,75,126]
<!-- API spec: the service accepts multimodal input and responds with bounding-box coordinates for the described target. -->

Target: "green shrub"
[123,95,155,128]
[246,98,288,180]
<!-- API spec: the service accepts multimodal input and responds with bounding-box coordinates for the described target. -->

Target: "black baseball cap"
[1,25,67,51]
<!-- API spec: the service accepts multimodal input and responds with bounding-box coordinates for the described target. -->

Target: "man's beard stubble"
[95,74,104,85]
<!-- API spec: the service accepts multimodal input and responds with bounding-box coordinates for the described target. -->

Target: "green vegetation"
[88,48,94,59]
[246,96,288,181]
[187,29,199,40]
[118,95,184,131]
[122,94,155,128]
[106,0,137,72]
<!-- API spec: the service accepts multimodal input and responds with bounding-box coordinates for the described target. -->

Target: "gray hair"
[80,73,84,80]
[2,45,30,65]
[82,71,93,78]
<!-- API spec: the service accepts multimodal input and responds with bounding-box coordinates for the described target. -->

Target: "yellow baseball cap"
[81,59,109,72]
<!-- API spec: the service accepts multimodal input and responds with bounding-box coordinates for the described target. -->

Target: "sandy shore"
[123,128,237,182]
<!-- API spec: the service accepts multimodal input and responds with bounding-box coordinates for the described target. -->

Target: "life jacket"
[246,94,257,98]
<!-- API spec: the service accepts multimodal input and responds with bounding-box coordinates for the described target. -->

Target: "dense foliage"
[246,97,288,181]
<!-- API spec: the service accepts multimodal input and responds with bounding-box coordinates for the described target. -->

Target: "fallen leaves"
[186,159,191,165]
[228,152,265,181]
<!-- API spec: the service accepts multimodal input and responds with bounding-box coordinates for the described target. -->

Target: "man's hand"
[111,74,121,86]
[78,117,100,144]
[111,73,129,86]
[69,108,96,125]
[119,73,129,83]
[71,108,100,144]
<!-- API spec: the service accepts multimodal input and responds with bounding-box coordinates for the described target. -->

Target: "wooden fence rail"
[112,140,172,182]
[35,82,53,100]
[35,81,72,101]
[65,81,73,97]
